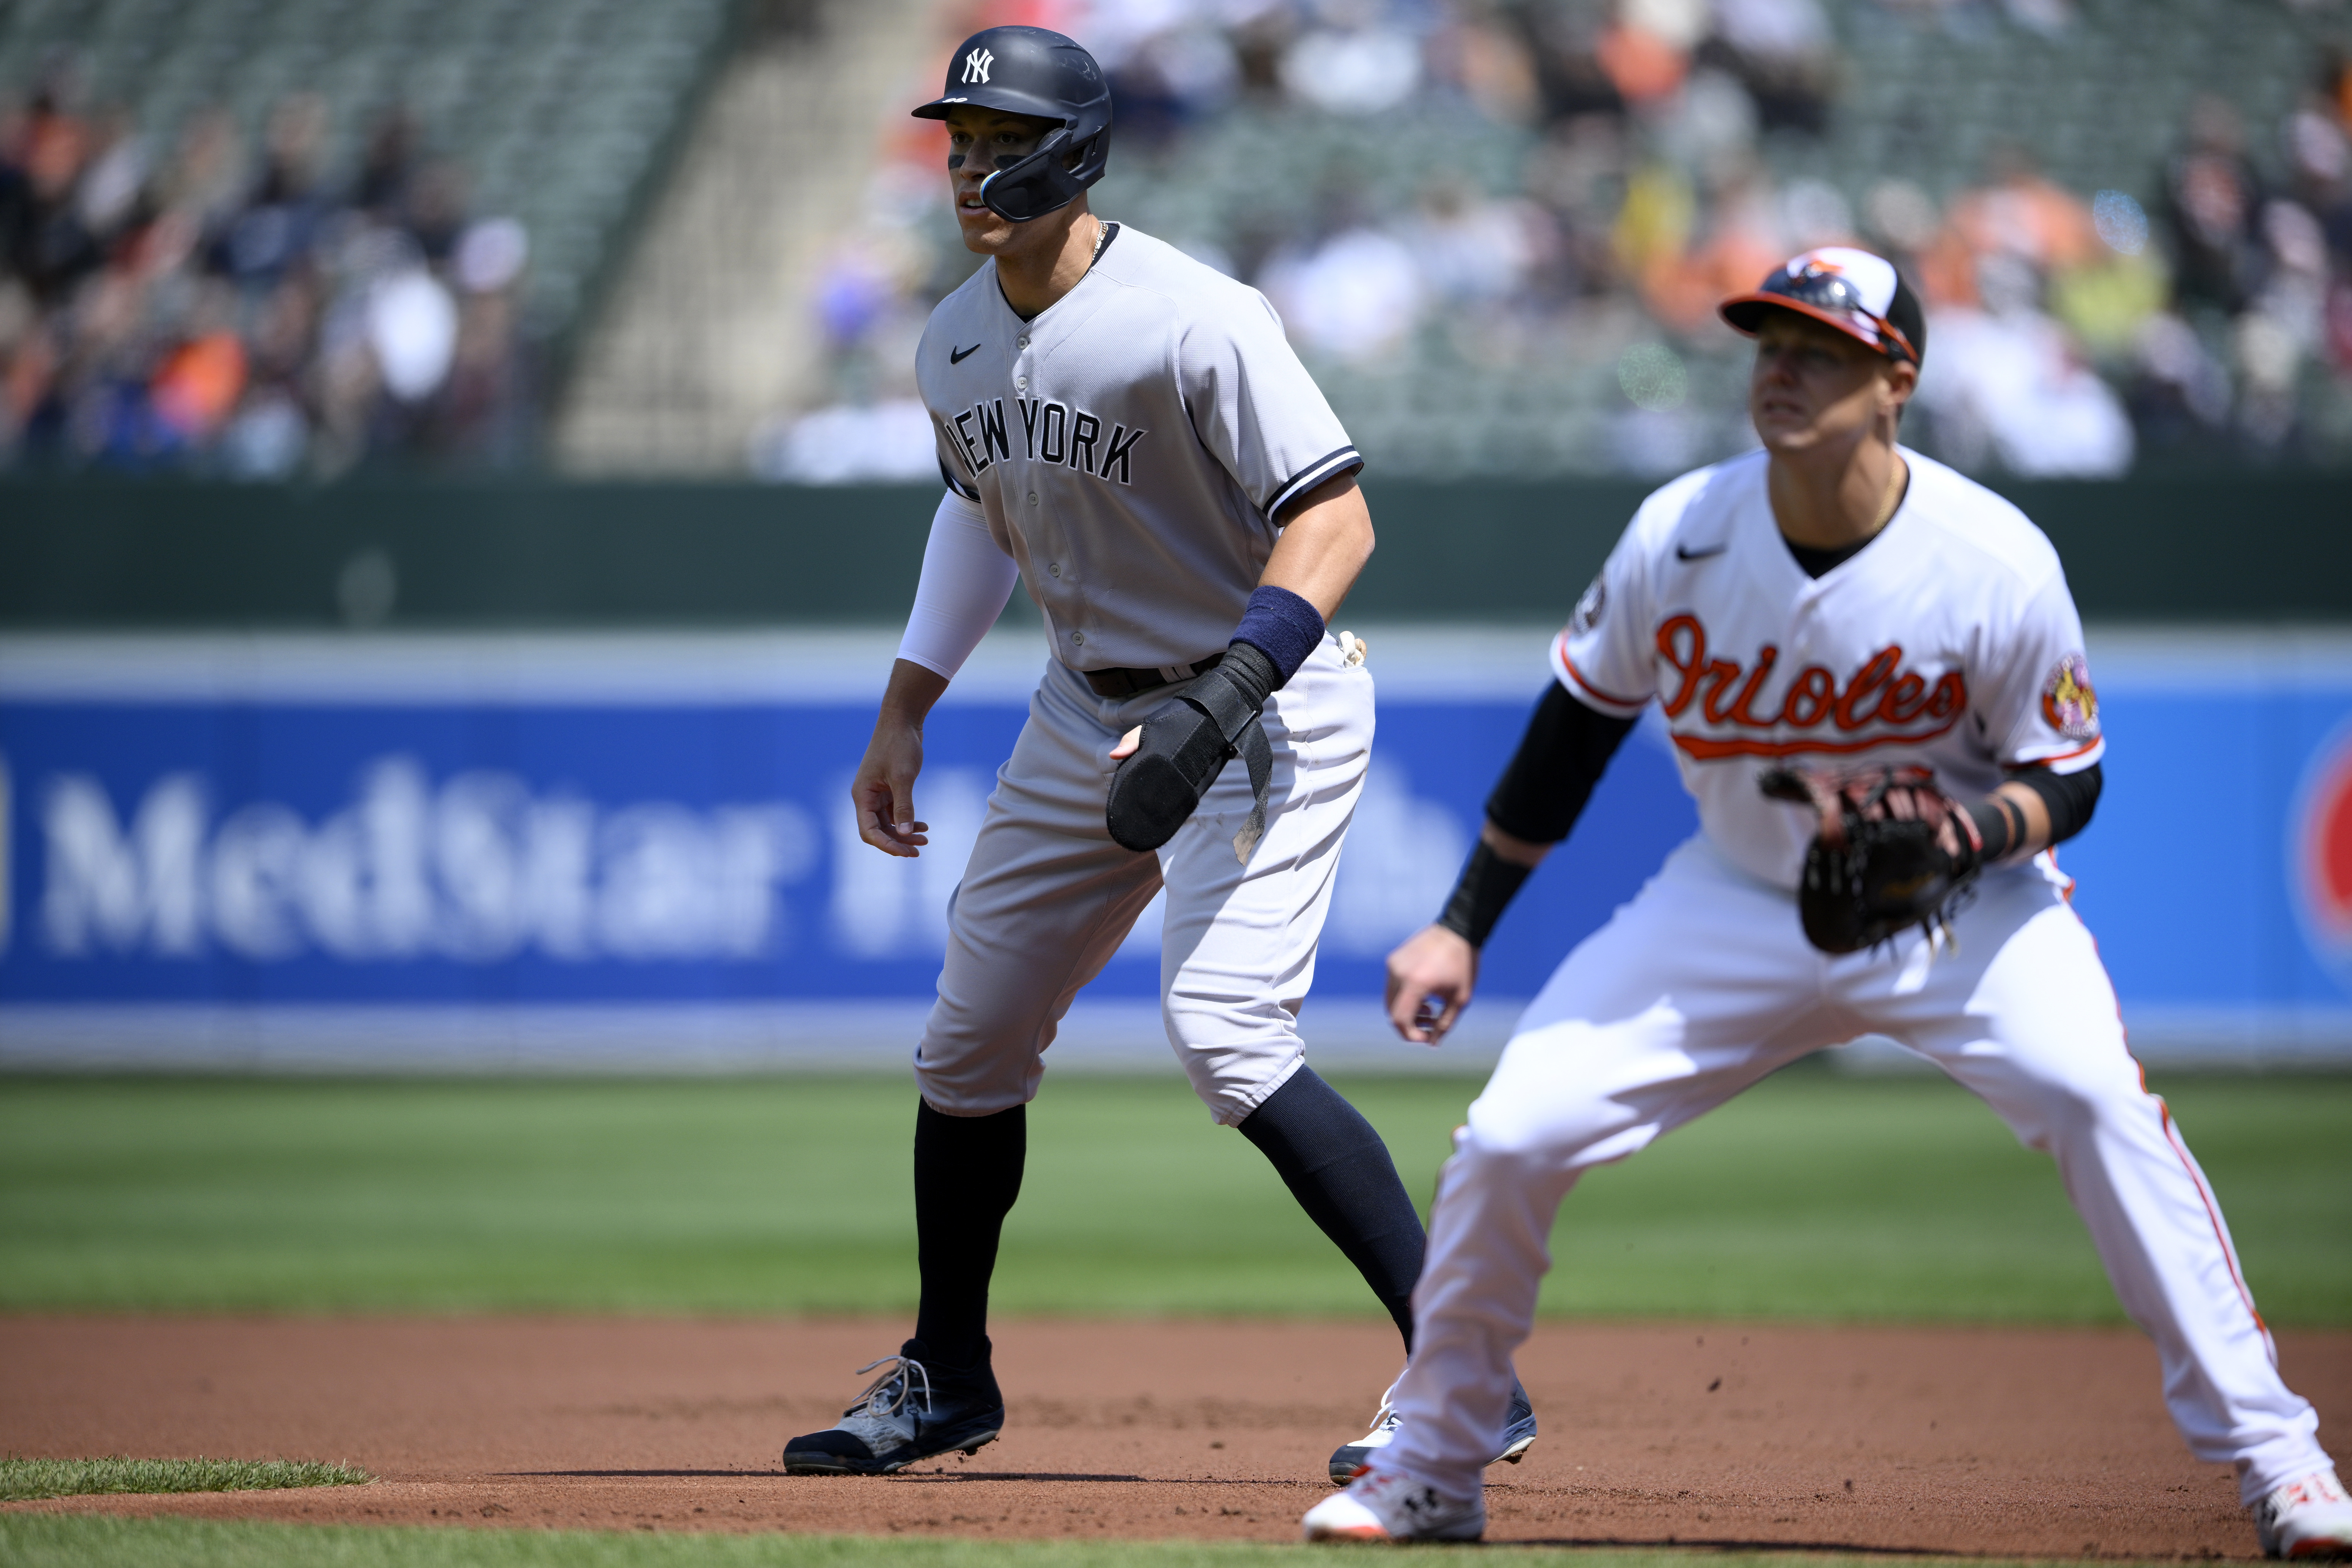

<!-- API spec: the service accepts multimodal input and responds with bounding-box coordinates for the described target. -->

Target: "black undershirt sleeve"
[2013,760,2102,847]
[1437,685,1638,948]
[1486,683,1639,844]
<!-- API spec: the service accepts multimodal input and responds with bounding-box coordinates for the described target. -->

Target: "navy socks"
[910,1098,1025,1375]
[1238,1066,1426,1349]
[910,1070,1425,1369]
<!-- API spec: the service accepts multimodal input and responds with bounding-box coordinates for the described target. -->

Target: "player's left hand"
[1108,726,1143,760]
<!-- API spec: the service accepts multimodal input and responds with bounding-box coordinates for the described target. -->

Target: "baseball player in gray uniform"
[782,25,1535,1481]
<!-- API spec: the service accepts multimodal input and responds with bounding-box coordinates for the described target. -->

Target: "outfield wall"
[4,473,2349,627]
[2,625,2350,1071]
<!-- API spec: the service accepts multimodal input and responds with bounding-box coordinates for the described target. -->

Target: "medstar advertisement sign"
[1,631,2347,1064]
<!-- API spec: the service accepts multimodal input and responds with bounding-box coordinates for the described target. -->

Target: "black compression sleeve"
[1434,686,1638,948]
[1486,683,1639,844]
[1437,841,1534,948]
[1960,762,2102,869]
[2013,761,2102,847]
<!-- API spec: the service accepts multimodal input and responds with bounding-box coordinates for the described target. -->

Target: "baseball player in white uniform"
[784,25,1536,1481]
[1303,248,2352,1555]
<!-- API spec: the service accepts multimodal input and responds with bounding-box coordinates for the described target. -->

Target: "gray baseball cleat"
[1326,1375,1536,1485]
[783,1350,1004,1475]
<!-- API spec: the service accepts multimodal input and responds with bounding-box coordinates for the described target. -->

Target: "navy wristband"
[1230,585,1326,686]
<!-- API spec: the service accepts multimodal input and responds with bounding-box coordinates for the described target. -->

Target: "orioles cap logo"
[962,47,994,84]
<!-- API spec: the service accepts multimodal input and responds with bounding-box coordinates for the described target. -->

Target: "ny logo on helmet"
[962,48,994,84]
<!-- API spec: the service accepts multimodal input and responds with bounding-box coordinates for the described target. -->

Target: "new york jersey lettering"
[955,397,1144,487]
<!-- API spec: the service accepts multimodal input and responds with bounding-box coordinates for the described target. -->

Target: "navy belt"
[1084,651,1225,700]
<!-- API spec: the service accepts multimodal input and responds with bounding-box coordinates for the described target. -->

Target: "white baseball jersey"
[1367,445,2326,1513]
[917,224,1362,673]
[1552,447,2104,890]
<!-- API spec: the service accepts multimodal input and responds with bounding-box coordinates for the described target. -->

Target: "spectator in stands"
[1405,176,1541,307]
[1949,144,2100,278]
[1914,252,2134,476]
[1593,0,1704,110]
[1258,180,1426,364]
[1515,2,1629,123]
[2283,94,2352,365]
[219,95,330,288]
[1701,0,1835,134]
[1423,0,1541,126]
[2164,96,2267,314]
[1520,112,1633,301]
[0,80,104,307]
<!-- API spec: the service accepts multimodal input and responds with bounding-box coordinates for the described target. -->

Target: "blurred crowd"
[771,0,2352,481]
[1903,91,2352,475]
[0,65,533,477]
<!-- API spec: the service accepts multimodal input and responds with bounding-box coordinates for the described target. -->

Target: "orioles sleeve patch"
[2042,653,2099,741]
[1570,576,1606,637]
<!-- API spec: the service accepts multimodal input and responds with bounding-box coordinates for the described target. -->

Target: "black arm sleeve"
[1434,685,1639,949]
[2012,760,2102,847]
[1485,683,1640,844]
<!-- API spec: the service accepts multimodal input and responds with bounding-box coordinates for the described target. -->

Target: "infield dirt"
[4,1316,2344,1557]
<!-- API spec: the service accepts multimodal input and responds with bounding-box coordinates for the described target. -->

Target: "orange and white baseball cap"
[1720,247,1925,366]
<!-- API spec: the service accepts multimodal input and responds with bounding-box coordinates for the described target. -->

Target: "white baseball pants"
[914,637,1371,1125]
[1380,835,2329,1507]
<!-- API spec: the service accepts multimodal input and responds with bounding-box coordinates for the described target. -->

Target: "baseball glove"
[1758,764,1985,954]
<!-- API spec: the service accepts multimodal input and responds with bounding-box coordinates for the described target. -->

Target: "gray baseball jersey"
[918,224,1362,673]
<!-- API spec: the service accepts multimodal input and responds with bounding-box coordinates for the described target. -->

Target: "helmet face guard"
[979,124,1109,222]
[914,27,1113,224]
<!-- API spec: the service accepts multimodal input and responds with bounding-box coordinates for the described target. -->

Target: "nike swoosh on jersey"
[1674,542,1729,561]
[950,342,982,364]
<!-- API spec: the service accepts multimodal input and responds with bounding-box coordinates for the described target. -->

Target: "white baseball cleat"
[2255,1468,2352,1559]
[1301,1468,1485,1543]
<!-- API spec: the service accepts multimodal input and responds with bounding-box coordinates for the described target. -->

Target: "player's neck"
[1767,434,1908,552]
[991,204,1103,322]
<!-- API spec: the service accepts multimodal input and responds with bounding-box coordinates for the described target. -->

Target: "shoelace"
[849,1355,933,1418]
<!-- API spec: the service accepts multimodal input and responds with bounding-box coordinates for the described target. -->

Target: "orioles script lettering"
[1656,614,1966,760]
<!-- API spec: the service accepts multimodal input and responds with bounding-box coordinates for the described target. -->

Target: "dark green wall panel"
[0,474,2343,627]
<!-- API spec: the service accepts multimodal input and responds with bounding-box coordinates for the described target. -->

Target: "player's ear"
[1882,356,1919,420]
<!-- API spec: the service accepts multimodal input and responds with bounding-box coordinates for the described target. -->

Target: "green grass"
[0,1067,2344,1324]
[0,1456,369,1502]
[0,1517,2201,1568]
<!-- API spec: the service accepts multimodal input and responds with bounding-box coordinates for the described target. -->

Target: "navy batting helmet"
[912,26,1112,223]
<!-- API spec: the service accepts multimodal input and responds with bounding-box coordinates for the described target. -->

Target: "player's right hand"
[1385,923,1479,1046]
[851,723,930,858]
